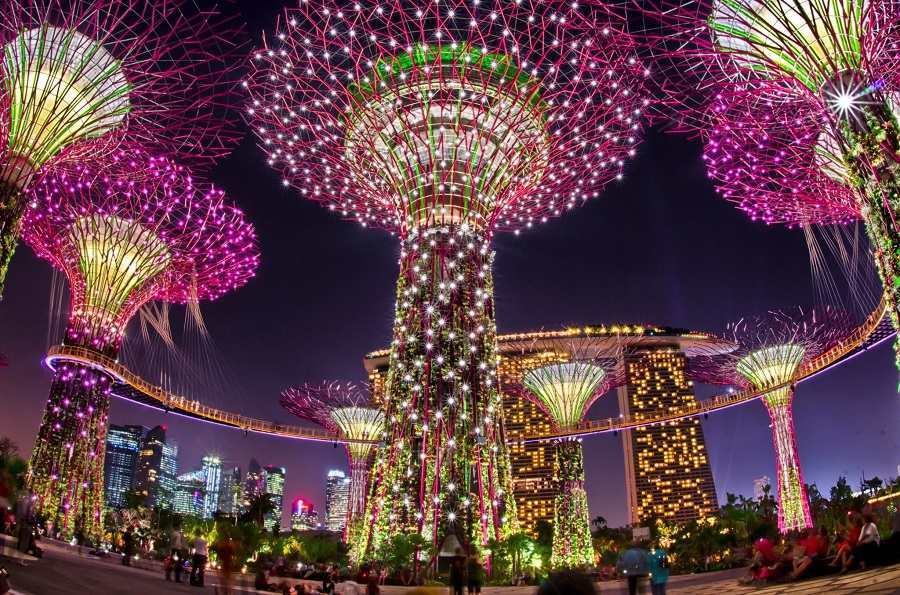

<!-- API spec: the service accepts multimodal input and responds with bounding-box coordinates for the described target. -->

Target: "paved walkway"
[2,540,898,594]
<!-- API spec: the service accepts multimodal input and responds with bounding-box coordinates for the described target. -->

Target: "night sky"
[0,0,898,529]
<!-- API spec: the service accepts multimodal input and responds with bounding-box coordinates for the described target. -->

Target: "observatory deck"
[45,297,893,443]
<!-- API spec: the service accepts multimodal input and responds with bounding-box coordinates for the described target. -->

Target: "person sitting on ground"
[320,571,335,594]
[791,527,827,579]
[537,570,597,595]
[844,513,880,572]
[740,537,779,584]
[882,507,900,563]
[832,514,863,569]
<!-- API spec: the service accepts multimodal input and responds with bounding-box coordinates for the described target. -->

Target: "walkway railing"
[46,296,892,443]
[532,296,893,441]
[45,346,349,444]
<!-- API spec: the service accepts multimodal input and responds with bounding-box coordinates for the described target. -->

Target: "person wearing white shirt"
[845,514,881,571]
[190,532,208,586]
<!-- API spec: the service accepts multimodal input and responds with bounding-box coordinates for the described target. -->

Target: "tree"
[591,515,607,532]
[0,437,18,458]
[378,532,433,574]
[534,520,553,547]
[240,493,276,526]
[0,437,26,506]
[861,477,884,496]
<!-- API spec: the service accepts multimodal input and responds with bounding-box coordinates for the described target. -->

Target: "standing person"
[190,530,208,587]
[466,554,483,594]
[121,526,135,566]
[168,524,187,582]
[449,548,466,595]
[216,534,237,594]
[14,492,33,555]
[647,544,669,595]
[616,540,649,595]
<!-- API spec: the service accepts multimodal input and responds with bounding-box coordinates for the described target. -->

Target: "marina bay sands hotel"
[365,323,726,535]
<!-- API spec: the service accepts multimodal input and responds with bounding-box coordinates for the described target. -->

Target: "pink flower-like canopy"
[246,0,650,235]
[690,306,855,388]
[701,92,860,227]
[21,147,258,350]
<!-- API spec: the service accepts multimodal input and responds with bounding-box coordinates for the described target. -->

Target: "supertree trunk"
[348,459,369,529]
[550,439,593,569]
[27,360,112,543]
[830,93,900,374]
[363,226,517,565]
[763,388,811,533]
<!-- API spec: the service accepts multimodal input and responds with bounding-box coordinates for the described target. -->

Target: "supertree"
[635,0,900,372]
[280,382,385,546]
[693,307,854,532]
[246,0,649,559]
[0,0,247,297]
[517,336,623,569]
[20,147,258,540]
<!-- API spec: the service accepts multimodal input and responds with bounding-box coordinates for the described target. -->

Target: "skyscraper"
[619,347,719,524]
[133,425,170,508]
[324,469,350,533]
[103,425,144,509]
[244,458,264,503]
[262,465,286,531]
[497,352,559,537]
[201,455,222,519]
[159,441,178,510]
[173,470,206,517]
[218,466,242,516]
[290,498,319,531]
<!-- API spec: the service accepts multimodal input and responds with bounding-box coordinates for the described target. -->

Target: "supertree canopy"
[695,307,854,532]
[0,0,247,298]
[247,0,649,560]
[636,0,900,373]
[280,381,385,545]
[20,147,258,541]
[519,336,623,569]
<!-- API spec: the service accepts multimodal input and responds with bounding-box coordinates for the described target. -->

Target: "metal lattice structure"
[246,0,650,560]
[693,306,855,533]
[20,147,258,542]
[0,0,247,297]
[280,382,385,542]
[516,335,624,569]
[634,0,900,375]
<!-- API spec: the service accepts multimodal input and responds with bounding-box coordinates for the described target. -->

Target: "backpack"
[656,551,669,570]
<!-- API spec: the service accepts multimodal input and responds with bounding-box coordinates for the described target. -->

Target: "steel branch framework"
[0,0,247,297]
[517,335,624,569]
[247,0,650,561]
[693,306,855,532]
[280,381,385,547]
[20,147,258,541]
[634,0,900,376]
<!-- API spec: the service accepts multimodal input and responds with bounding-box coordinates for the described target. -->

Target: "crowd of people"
[741,510,900,585]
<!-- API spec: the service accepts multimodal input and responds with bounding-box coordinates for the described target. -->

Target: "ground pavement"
[2,542,898,594]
